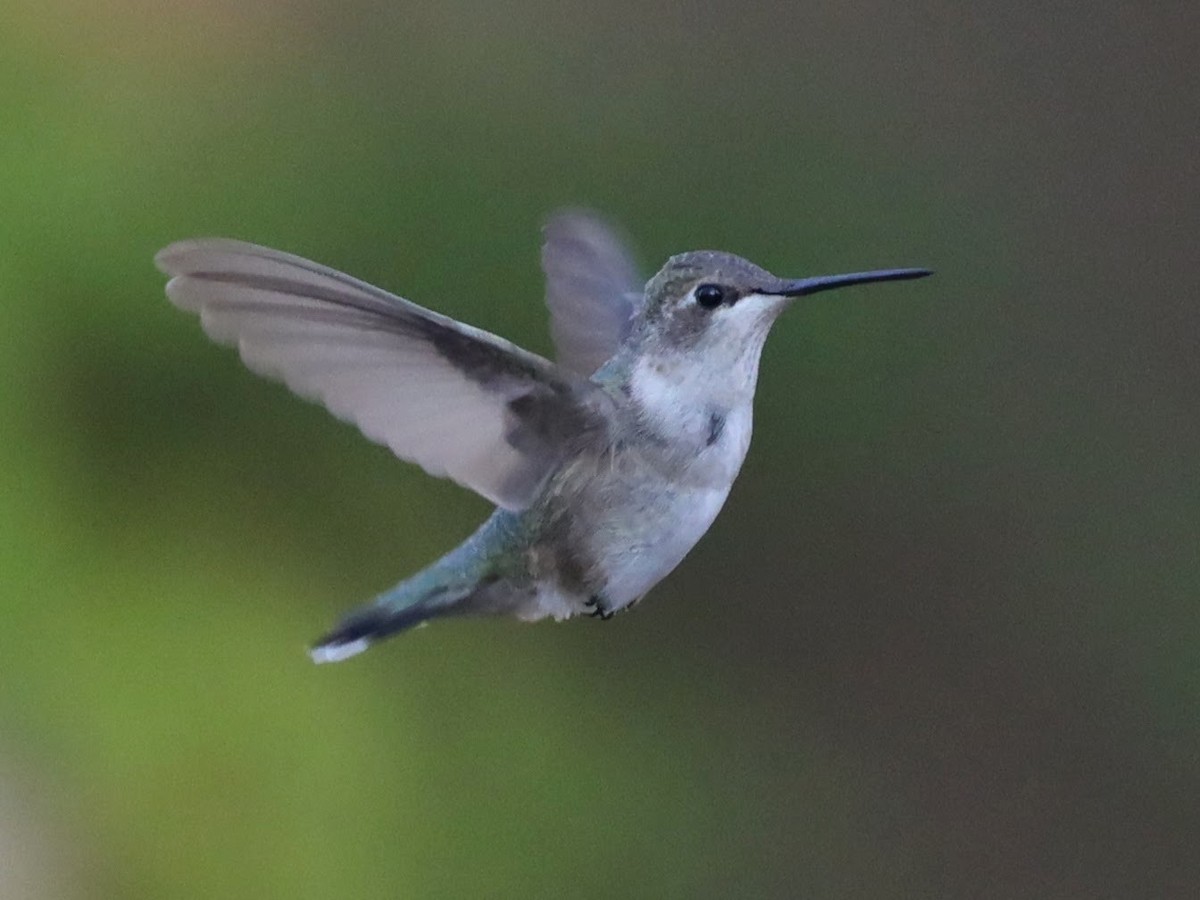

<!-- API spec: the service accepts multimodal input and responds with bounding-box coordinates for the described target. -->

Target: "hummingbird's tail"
[309,575,487,664]
[309,603,429,664]
[309,510,528,663]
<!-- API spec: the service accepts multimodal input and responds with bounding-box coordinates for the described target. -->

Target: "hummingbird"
[157,211,930,662]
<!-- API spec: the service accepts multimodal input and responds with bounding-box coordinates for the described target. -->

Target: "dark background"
[1,2,1197,897]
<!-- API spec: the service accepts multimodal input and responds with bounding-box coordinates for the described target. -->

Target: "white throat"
[629,293,781,484]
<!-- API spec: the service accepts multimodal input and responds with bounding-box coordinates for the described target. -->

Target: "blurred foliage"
[1,1,1198,898]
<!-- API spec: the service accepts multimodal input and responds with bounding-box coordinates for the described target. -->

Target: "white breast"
[598,481,733,607]
[586,357,756,609]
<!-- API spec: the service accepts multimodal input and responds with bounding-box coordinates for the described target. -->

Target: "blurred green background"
[2,2,1198,897]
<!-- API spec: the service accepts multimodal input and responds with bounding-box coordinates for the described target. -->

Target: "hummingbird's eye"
[694,283,728,310]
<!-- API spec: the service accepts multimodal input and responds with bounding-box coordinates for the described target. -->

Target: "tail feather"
[309,604,430,663]
[309,513,518,662]
[308,580,480,664]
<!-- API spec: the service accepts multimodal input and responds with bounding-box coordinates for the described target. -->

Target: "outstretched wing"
[158,239,610,510]
[541,210,643,376]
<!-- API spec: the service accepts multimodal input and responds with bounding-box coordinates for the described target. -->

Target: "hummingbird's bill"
[774,268,933,297]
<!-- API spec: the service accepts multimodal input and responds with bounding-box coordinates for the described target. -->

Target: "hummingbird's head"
[622,251,930,454]
[634,251,931,363]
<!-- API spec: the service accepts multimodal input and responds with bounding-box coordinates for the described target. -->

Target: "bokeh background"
[2,2,1198,897]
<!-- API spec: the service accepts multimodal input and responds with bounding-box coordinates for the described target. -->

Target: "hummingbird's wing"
[158,239,611,511]
[541,210,643,376]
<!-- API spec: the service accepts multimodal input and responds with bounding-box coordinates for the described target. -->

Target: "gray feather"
[541,210,643,376]
[157,239,611,510]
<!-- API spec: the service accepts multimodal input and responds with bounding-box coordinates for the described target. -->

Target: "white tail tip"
[309,637,371,664]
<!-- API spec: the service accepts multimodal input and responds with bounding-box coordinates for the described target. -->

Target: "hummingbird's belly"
[518,401,752,622]
[514,479,733,624]
[591,481,733,610]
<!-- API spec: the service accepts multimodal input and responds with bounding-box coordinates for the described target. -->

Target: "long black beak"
[774,267,932,297]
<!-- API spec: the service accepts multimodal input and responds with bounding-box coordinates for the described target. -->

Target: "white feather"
[309,638,370,664]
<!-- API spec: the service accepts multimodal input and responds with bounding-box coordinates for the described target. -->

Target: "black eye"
[694,283,727,309]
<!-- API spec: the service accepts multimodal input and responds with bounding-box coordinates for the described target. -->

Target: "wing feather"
[158,239,609,509]
[541,210,643,376]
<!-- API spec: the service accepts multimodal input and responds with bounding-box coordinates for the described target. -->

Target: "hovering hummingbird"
[157,211,930,662]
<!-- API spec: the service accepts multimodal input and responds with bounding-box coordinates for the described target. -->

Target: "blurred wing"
[158,239,610,510]
[541,210,643,376]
